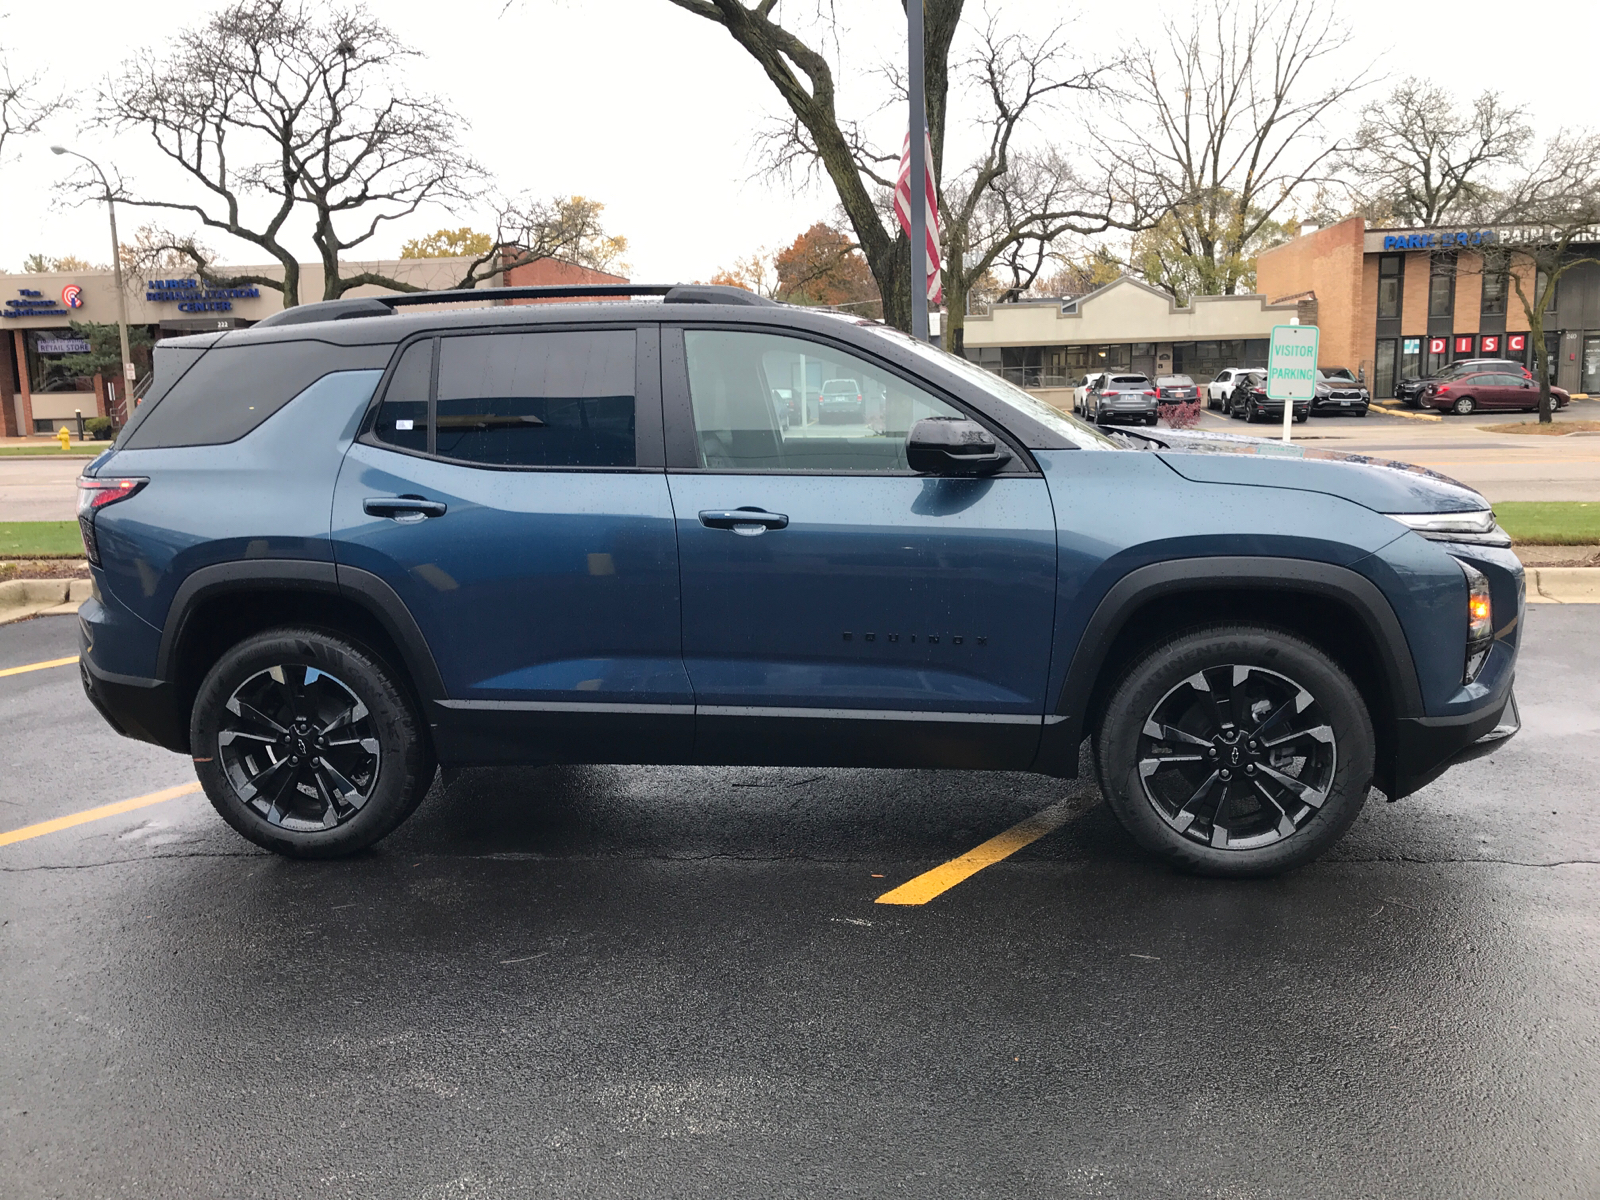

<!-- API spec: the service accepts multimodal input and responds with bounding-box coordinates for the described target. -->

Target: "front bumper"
[1387,686,1519,799]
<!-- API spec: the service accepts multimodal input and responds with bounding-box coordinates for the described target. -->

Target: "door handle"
[365,495,447,522]
[699,508,789,536]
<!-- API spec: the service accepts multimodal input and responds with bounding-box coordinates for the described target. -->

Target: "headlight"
[1388,510,1511,547]
[1453,557,1493,683]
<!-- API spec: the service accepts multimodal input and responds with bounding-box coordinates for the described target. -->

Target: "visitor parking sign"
[1266,324,1320,401]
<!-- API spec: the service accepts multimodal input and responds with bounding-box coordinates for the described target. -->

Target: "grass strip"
[0,445,100,457]
[0,521,85,558]
[1494,501,1600,545]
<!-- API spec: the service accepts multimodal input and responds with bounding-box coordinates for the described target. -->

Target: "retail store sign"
[1508,334,1526,353]
[1429,338,1448,355]
[36,338,91,353]
[1481,335,1500,354]
[1455,336,1473,354]
[1382,230,1496,251]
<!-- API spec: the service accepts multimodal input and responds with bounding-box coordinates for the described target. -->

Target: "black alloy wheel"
[217,664,380,832]
[191,627,436,857]
[1095,625,1374,876]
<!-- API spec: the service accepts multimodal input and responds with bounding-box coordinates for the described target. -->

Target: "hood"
[1124,427,1486,514]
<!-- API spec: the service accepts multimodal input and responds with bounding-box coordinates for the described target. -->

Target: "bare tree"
[1468,132,1600,423]
[1099,0,1374,297]
[92,0,480,307]
[445,195,630,291]
[1345,79,1531,227]
[665,0,964,333]
[1,52,68,164]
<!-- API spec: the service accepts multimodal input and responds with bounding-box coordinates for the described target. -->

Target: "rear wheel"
[190,627,436,858]
[1452,395,1477,415]
[1094,625,1374,876]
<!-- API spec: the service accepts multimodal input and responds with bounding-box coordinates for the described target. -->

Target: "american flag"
[893,130,943,304]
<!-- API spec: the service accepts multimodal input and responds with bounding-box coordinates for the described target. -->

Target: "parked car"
[1397,359,1532,408]
[1155,375,1200,402]
[1424,373,1571,415]
[1228,370,1310,423]
[818,377,864,423]
[1311,367,1370,417]
[1206,367,1258,411]
[1086,374,1159,425]
[1073,371,1107,415]
[77,282,1521,878]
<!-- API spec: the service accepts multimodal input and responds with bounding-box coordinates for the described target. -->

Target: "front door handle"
[365,495,447,522]
[699,508,789,536]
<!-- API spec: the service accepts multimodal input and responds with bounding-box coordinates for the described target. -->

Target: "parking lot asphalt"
[4,607,1600,1198]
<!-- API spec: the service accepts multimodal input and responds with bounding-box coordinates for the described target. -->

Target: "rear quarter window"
[124,339,393,449]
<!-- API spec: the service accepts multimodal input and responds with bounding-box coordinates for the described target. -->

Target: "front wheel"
[1294,410,1308,423]
[1452,396,1477,415]
[1094,625,1375,876]
[190,627,436,858]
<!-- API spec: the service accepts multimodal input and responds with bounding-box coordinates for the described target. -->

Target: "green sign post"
[1266,323,1319,443]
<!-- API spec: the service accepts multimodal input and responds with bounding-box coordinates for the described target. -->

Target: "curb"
[0,578,91,626]
[1373,401,1442,423]
[1527,567,1600,604]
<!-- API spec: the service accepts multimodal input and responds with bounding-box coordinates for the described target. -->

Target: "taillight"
[1143,390,1157,396]
[76,476,147,566]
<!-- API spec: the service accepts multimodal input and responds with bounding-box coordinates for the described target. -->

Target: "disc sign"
[1266,324,1319,401]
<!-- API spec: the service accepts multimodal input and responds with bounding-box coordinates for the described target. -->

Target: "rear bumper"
[79,621,188,753]
[1387,686,1519,799]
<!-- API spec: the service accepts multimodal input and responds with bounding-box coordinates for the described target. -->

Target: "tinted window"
[434,330,636,467]
[125,340,390,449]
[373,340,432,453]
[1110,375,1149,384]
[683,329,966,472]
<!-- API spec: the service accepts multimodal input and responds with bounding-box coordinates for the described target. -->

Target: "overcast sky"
[2,0,1594,282]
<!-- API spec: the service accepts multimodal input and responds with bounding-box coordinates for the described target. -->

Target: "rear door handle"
[699,508,789,536]
[365,496,447,522]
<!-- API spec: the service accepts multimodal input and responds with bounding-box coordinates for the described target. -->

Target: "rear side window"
[434,331,636,467]
[124,340,391,449]
[373,340,432,453]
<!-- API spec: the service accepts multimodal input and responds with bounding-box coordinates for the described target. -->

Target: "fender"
[1034,556,1424,776]
[155,559,446,702]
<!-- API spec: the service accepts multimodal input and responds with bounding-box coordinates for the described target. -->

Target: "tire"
[1356,408,1368,418]
[190,627,436,858]
[1094,624,1375,877]
[1452,395,1476,415]
[1294,411,1308,423]
[1245,401,1260,423]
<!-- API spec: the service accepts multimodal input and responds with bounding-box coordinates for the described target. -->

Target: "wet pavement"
[3,607,1599,1198]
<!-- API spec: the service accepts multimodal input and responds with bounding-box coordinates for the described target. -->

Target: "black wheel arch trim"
[1045,556,1424,752]
[154,559,447,702]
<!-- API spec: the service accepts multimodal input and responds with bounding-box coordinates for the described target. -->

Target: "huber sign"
[1267,323,1319,443]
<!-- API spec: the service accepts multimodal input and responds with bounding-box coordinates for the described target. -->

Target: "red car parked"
[1424,371,1570,415]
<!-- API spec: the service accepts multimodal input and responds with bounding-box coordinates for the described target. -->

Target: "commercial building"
[1257,216,1600,398]
[960,275,1301,391]
[1,255,628,436]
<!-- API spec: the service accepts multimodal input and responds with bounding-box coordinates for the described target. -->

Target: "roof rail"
[252,282,777,329]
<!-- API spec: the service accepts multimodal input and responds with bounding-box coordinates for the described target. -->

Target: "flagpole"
[907,0,928,342]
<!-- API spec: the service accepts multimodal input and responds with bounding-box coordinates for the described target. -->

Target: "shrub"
[84,417,114,440]
[1159,400,1202,430]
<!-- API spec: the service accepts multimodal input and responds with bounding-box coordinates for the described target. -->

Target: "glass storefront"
[1375,339,1397,398]
[1584,335,1600,394]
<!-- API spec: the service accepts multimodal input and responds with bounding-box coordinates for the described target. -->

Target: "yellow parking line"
[0,655,79,679]
[876,801,1076,906]
[0,782,202,847]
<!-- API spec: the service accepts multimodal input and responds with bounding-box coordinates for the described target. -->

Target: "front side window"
[683,329,968,472]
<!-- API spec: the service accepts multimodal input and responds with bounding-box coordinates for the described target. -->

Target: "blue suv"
[75,284,1522,875]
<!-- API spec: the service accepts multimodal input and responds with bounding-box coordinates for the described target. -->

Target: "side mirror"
[906,416,1012,476]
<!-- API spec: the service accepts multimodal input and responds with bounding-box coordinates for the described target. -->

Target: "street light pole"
[51,145,135,424]
[907,0,928,342]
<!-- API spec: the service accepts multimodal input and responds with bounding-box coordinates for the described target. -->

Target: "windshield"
[1318,368,1356,382]
[863,325,1121,449]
